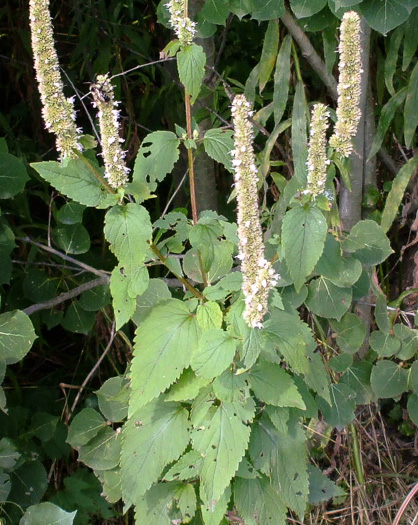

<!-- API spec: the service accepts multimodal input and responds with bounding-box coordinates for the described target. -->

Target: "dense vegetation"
[0,0,417,523]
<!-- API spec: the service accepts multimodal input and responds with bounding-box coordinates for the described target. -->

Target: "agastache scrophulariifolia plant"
[231,95,278,329]
[29,0,82,159]
[305,104,330,197]
[166,0,197,47]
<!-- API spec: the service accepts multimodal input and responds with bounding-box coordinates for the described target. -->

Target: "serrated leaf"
[360,0,410,35]
[191,329,237,380]
[110,265,137,329]
[370,360,408,398]
[235,477,287,525]
[0,472,11,503]
[0,153,28,199]
[201,485,231,524]
[273,35,292,125]
[67,408,106,448]
[196,301,223,331]
[248,361,306,409]
[290,0,327,18]
[129,299,200,414]
[166,368,211,402]
[31,159,118,208]
[178,44,206,104]
[78,427,121,471]
[330,313,366,354]
[132,278,171,325]
[19,502,76,525]
[308,465,345,504]
[306,277,352,320]
[259,20,279,93]
[304,349,331,403]
[251,0,285,20]
[121,398,190,507]
[203,129,234,172]
[317,383,356,429]
[282,205,327,291]
[133,131,180,191]
[0,310,36,365]
[343,220,393,265]
[381,155,418,233]
[164,449,203,482]
[192,400,254,503]
[241,325,264,369]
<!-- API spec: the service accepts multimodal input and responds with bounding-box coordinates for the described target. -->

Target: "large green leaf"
[177,44,206,104]
[248,360,306,409]
[360,0,410,34]
[0,153,28,199]
[306,277,352,320]
[380,155,418,233]
[31,159,118,208]
[192,399,254,503]
[19,502,76,525]
[67,408,107,448]
[133,131,180,191]
[251,0,285,20]
[282,205,327,291]
[259,20,279,93]
[317,383,356,429]
[340,362,375,404]
[132,278,171,325]
[164,449,203,482]
[370,360,408,398]
[191,329,237,379]
[200,0,230,24]
[290,0,327,18]
[203,129,234,172]
[121,398,190,508]
[234,477,287,525]
[53,224,91,254]
[129,299,200,414]
[0,310,36,365]
[369,330,401,358]
[343,220,393,265]
[315,234,362,288]
[78,427,121,471]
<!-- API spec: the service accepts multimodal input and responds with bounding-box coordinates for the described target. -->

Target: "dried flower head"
[305,103,330,197]
[166,0,196,47]
[231,95,278,328]
[91,74,130,190]
[329,10,362,157]
[29,0,82,158]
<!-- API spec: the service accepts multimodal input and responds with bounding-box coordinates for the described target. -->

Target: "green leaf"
[19,502,76,525]
[121,398,190,507]
[306,277,352,320]
[56,202,86,225]
[234,477,287,525]
[259,20,279,93]
[384,26,403,96]
[201,0,230,24]
[367,88,407,160]
[0,437,19,470]
[315,234,362,288]
[191,329,237,379]
[0,472,11,503]
[393,324,418,360]
[166,368,211,402]
[201,485,231,524]
[95,376,129,422]
[402,8,418,70]
[132,278,172,325]
[192,400,254,503]
[360,0,410,35]
[304,348,331,403]
[203,129,234,172]
[409,360,418,394]
[330,313,366,354]
[291,81,308,184]
[380,156,418,233]
[96,468,122,504]
[79,283,110,312]
[369,330,401,357]
[178,44,206,104]
[31,159,118,208]
[273,35,292,125]
[340,362,375,404]
[370,360,408,398]
[133,131,180,191]
[61,302,96,334]
[227,0,253,19]
[241,324,264,369]
[0,223,15,285]
[22,269,57,303]
[183,243,233,284]
[308,465,345,504]
[343,220,393,265]
[104,203,152,272]
[0,310,36,365]
[196,301,223,331]
[374,291,391,334]
[9,461,47,510]
[407,393,418,426]
[164,449,203,482]
[78,427,121,471]
[53,224,91,254]
[110,265,137,329]
[282,205,327,291]
[252,0,285,20]
[290,0,327,17]
[317,383,356,429]
[248,360,306,409]
[129,299,200,414]
[0,152,28,199]
[67,408,107,448]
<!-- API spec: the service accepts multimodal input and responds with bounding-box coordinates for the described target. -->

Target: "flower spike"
[305,103,330,197]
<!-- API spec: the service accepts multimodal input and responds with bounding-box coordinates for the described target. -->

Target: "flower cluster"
[90,74,130,190]
[329,10,362,157]
[166,0,196,47]
[29,0,82,159]
[231,95,278,329]
[305,103,330,197]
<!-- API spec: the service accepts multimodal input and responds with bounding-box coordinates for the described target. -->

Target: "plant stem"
[184,89,198,225]
[75,150,116,194]
[349,422,365,485]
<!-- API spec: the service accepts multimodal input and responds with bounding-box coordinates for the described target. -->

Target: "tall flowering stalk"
[306,103,330,197]
[329,10,362,157]
[29,0,82,158]
[90,74,130,190]
[166,0,196,47]
[231,95,278,329]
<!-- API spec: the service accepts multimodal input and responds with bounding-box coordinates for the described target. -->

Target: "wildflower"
[165,0,196,47]
[231,94,278,329]
[305,103,330,197]
[90,74,130,190]
[329,11,362,157]
[29,0,82,158]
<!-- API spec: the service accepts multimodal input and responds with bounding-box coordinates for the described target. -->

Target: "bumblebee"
[90,81,111,103]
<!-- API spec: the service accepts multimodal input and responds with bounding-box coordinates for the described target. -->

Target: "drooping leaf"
[177,44,206,104]
[306,277,352,320]
[273,35,292,125]
[121,398,190,508]
[0,310,36,365]
[384,26,403,96]
[129,299,200,414]
[165,368,211,402]
[407,393,418,426]
[259,20,279,93]
[291,81,308,184]
[340,361,375,404]
[370,360,409,398]
[380,155,418,233]
[19,502,76,525]
[282,205,327,291]
[109,265,137,329]
[203,129,234,172]
[191,329,237,379]
[343,220,393,265]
